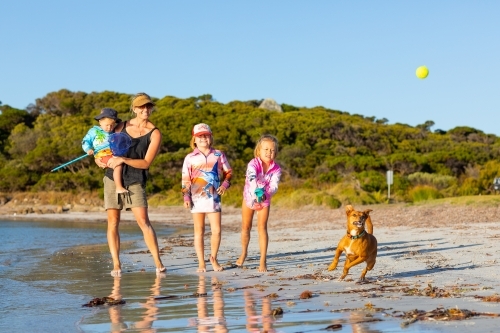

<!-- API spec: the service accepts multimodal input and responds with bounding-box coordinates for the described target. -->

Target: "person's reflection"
[196,275,209,332]
[211,277,227,333]
[132,274,163,332]
[108,276,127,332]
[193,275,227,332]
[244,290,275,333]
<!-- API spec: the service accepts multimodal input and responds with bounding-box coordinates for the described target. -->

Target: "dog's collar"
[347,230,366,239]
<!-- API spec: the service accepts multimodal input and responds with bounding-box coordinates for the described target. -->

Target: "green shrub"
[456,178,480,196]
[0,163,33,191]
[32,172,101,192]
[408,185,443,202]
[408,172,456,190]
[273,187,341,208]
[357,170,386,192]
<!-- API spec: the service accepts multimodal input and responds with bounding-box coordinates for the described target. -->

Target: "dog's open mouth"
[353,221,364,227]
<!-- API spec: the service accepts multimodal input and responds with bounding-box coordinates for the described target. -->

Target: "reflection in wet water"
[132,275,162,332]
[244,289,276,333]
[108,277,127,332]
[189,275,228,332]
[1,221,441,333]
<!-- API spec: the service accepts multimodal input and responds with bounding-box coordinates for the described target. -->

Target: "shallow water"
[0,219,443,332]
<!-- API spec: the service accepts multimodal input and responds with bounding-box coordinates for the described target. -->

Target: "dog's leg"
[338,257,352,280]
[339,256,369,280]
[327,248,343,271]
[358,257,376,282]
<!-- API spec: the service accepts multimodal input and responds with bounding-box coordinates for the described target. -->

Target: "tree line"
[1,89,499,206]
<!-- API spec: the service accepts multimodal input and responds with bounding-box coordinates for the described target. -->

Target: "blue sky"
[1,1,499,134]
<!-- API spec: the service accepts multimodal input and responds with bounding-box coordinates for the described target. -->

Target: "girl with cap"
[182,123,233,272]
[97,92,166,276]
[82,107,128,194]
[236,134,281,272]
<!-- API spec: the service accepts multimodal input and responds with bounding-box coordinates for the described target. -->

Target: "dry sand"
[3,203,500,331]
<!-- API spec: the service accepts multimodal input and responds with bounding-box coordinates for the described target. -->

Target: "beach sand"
[3,203,500,331]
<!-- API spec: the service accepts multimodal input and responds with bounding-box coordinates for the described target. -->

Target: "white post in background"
[387,170,393,201]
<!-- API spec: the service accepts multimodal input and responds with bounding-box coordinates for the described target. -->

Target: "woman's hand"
[95,158,107,169]
[183,201,192,209]
[107,156,125,169]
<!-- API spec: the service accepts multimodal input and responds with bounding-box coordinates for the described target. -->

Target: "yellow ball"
[416,65,429,79]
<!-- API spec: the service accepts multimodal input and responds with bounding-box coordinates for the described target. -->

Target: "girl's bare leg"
[206,212,223,271]
[131,206,166,273]
[256,205,270,272]
[236,201,255,267]
[107,208,122,276]
[193,213,207,272]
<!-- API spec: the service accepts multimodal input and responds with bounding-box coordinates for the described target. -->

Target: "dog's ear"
[363,209,373,216]
[345,205,354,215]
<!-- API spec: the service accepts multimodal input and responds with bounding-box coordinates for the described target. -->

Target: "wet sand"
[3,204,500,331]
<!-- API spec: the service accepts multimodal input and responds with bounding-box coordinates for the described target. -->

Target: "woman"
[98,92,166,277]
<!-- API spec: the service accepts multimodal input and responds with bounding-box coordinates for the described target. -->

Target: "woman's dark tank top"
[105,121,158,187]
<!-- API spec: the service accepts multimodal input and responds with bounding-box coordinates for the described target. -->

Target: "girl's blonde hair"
[190,134,213,150]
[254,134,279,158]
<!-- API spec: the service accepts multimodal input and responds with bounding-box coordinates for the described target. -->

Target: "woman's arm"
[107,129,161,169]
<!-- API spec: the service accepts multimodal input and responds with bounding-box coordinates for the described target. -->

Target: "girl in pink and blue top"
[236,134,281,272]
[182,123,232,272]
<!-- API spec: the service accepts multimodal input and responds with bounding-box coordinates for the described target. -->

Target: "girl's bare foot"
[235,254,246,267]
[197,267,206,273]
[258,264,267,272]
[210,256,224,272]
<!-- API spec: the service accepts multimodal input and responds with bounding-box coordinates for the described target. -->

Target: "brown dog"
[327,205,377,282]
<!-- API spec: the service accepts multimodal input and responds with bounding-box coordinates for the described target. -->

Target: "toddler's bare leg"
[113,165,128,193]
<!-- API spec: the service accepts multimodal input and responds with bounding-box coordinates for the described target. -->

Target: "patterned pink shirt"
[182,148,232,213]
[243,157,281,210]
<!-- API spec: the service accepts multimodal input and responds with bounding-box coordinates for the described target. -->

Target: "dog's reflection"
[348,312,384,333]
[191,275,227,332]
[107,275,163,333]
[244,290,275,333]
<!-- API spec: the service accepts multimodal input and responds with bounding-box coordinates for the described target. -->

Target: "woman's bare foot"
[210,256,224,272]
[116,187,129,194]
[197,266,206,273]
[156,267,167,275]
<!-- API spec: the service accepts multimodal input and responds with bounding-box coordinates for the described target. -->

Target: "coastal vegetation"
[1,89,500,208]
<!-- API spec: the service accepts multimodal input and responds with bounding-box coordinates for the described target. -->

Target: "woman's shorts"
[103,176,148,210]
